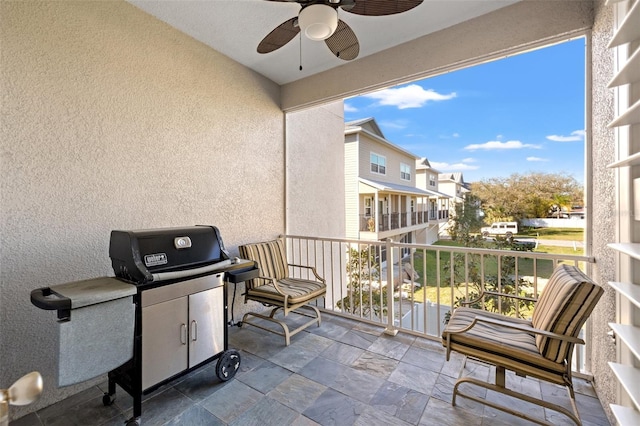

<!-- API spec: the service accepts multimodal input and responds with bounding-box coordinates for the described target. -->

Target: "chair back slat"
[239,239,288,286]
[531,264,603,363]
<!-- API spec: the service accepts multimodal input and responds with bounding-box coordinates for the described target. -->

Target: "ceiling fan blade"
[344,0,423,16]
[325,19,359,61]
[257,17,301,54]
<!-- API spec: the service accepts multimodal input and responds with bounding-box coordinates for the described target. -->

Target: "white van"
[480,222,518,237]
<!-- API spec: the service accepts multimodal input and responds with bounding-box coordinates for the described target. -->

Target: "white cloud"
[430,161,479,171]
[363,84,456,109]
[527,156,549,162]
[461,158,476,163]
[546,130,585,142]
[464,140,542,151]
[343,103,358,113]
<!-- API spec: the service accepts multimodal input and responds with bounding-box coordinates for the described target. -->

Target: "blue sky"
[344,38,586,184]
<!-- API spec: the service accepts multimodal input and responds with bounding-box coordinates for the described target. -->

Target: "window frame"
[364,197,373,217]
[370,152,387,175]
[400,163,411,181]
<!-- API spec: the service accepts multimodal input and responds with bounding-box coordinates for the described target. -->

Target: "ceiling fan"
[257,0,423,61]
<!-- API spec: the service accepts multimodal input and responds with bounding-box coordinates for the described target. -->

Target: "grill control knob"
[174,237,192,249]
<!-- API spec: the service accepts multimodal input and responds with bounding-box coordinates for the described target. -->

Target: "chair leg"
[242,310,292,345]
[565,380,582,426]
[451,369,582,426]
[267,306,283,319]
[241,305,322,346]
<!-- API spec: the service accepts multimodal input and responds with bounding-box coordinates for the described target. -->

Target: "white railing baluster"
[283,234,594,373]
[385,239,397,335]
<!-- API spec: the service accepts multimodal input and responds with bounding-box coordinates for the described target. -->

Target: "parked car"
[480,221,518,238]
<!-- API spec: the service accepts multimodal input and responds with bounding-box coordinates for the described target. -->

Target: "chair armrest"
[287,264,326,284]
[255,275,288,296]
[446,314,585,345]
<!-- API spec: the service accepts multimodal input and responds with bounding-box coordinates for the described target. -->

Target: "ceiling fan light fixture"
[298,4,338,41]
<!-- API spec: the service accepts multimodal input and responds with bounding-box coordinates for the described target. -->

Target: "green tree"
[447,193,485,245]
[336,246,385,318]
[471,172,583,222]
[441,194,536,319]
[443,249,537,319]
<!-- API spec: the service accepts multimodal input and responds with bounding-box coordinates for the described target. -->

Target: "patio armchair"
[238,237,326,346]
[442,263,603,425]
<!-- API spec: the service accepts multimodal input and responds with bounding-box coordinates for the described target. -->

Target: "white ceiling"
[128,0,518,86]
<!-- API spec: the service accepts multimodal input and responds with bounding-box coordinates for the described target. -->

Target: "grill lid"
[109,225,230,284]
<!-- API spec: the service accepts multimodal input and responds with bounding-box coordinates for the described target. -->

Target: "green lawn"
[408,240,585,292]
[401,237,586,318]
[517,227,584,241]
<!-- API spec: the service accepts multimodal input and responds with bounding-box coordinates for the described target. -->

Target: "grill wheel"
[216,350,241,381]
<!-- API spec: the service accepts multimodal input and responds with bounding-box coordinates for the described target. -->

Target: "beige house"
[345,119,449,251]
[438,172,470,205]
[414,158,453,243]
[437,172,471,235]
[1,1,638,423]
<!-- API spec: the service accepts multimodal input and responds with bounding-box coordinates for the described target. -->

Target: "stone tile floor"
[12,313,610,425]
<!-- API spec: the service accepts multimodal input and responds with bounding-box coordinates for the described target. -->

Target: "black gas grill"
[31,226,258,426]
[109,226,231,285]
[104,226,257,426]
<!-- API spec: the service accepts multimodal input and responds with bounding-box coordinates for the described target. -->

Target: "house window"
[364,197,373,217]
[370,153,386,175]
[429,174,436,187]
[401,163,411,181]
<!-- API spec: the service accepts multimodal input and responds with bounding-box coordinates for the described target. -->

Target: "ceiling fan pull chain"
[299,32,303,71]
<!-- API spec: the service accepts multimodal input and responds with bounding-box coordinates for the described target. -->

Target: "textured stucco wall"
[1,1,286,416]
[589,1,617,422]
[285,101,346,239]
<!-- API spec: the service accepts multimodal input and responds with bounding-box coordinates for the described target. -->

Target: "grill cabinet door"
[188,287,224,367]
[141,296,188,390]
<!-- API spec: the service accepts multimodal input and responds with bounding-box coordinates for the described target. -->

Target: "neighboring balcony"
[359,210,448,234]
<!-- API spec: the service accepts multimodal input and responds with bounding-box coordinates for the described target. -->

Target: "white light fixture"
[298,4,338,41]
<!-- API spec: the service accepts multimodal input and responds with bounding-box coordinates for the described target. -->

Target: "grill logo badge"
[144,253,168,267]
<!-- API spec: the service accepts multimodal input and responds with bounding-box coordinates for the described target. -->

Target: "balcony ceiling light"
[298,4,338,41]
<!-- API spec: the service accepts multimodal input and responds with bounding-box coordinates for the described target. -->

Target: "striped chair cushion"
[531,264,603,363]
[443,307,567,383]
[239,239,288,286]
[247,277,326,304]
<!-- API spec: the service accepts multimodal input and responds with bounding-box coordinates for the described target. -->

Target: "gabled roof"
[415,157,441,173]
[359,178,451,198]
[345,118,385,139]
[345,117,419,160]
[438,172,465,184]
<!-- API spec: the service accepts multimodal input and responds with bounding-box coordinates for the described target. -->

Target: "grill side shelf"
[30,287,71,320]
[225,266,259,283]
[30,277,137,321]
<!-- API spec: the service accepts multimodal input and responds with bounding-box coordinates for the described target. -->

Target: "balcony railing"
[283,235,595,374]
[359,211,434,232]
